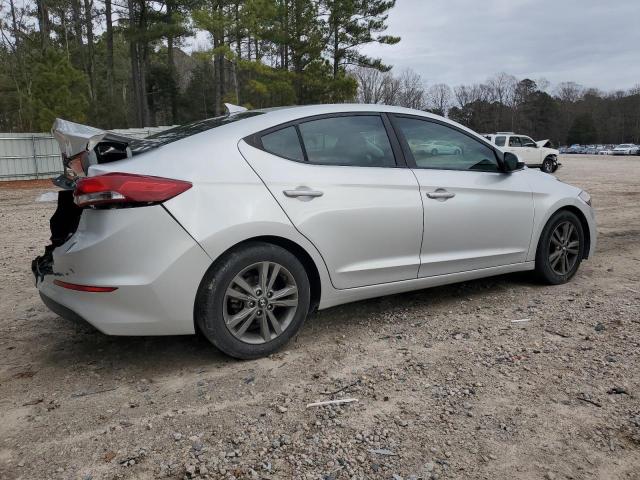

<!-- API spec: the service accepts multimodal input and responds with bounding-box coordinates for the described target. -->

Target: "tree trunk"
[105,0,115,106]
[36,0,49,50]
[213,34,222,116]
[128,0,143,126]
[235,2,242,60]
[83,0,97,119]
[139,0,150,126]
[212,0,226,116]
[166,0,178,123]
[333,18,339,78]
[9,0,20,47]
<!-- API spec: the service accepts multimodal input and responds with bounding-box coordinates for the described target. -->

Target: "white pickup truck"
[483,132,560,173]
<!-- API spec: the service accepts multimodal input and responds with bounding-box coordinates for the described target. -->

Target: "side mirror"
[503,152,525,172]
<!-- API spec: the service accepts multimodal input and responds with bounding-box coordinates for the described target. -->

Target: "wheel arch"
[193,235,323,334]
[545,205,591,259]
[246,235,322,312]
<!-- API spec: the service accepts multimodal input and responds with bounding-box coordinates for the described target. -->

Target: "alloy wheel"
[223,262,299,344]
[548,221,580,276]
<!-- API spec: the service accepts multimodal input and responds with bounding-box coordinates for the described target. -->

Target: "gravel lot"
[1,155,639,480]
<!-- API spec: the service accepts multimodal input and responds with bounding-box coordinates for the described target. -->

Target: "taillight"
[54,280,117,292]
[74,173,191,208]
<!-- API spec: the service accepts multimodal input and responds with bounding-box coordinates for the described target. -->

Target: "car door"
[504,135,523,158]
[390,115,535,277]
[238,113,423,289]
[519,136,542,164]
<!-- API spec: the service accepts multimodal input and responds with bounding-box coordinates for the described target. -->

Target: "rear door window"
[508,136,522,147]
[494,136,506,146]
[298,116,396,167]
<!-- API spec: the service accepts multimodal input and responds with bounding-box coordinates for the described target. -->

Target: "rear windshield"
[129,111,263,154]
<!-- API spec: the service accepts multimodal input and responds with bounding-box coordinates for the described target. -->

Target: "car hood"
[524,167,580,194]
[536,139,551,148]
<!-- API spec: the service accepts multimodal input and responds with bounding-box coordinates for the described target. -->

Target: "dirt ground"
[0,155,639,480]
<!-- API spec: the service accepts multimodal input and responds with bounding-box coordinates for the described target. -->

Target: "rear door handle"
[426,190,455,200]
[283,188,324,198]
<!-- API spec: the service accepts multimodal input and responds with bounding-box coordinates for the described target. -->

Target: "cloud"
[362,0,640,91]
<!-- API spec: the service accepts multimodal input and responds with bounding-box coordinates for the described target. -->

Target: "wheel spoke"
[551,252,563,269]
[267,310,283,335]
[271,298,298,307]
[271,285,297,300]
[562,254,569,274]
[549,250,562,262]
[562,222,570,242]
[235,309,259,337]
[226,307,256,329]
[232,275,257,297]
[259,262,269,293]
[566,247,579,255]
[566,223,575,240]
[567,240,579,249]
[551,234,562,247]
[226,288,253,302]
[260,314,270,342]
[267,264,281,291]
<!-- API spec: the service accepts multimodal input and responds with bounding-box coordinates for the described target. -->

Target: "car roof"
[210,104,488,143]
[143,104,497,156]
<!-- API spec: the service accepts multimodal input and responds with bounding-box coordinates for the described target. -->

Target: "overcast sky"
[360,0,640,92]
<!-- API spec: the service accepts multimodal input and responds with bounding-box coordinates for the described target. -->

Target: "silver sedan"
[34,104,596,359]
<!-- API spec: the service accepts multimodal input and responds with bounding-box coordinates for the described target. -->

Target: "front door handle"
[426,190,455,200]
[283,188,324,198]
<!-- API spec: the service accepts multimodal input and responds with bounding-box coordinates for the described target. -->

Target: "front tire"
[541,157,555,173]
[535,210,585,284]
[195,242,310,359]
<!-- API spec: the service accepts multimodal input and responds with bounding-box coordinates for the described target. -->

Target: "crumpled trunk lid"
[52,119,146,187]
[33,119,144,283]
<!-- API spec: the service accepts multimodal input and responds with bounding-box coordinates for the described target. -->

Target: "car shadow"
[39,271,541,374]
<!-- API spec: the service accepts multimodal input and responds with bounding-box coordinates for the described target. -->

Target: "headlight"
[578,190,592,207]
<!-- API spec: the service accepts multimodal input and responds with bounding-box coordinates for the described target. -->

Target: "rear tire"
[195,242,310,359]
[535,210,585,284]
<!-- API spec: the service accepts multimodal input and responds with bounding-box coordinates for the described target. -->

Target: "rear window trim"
[130,111,265,153]
[244,112,406,168]
[259,126,306,163]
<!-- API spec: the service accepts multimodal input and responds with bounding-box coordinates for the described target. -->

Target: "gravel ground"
[0,155,639,480]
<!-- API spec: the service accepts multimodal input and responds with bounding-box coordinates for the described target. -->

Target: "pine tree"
[322,0,400,78]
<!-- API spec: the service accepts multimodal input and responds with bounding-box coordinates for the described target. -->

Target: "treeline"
[0,0,399,131]
[355,68,640,145]
[2,0,639,146]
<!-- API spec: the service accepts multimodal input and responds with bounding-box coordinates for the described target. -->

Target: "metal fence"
[0,127,174,181]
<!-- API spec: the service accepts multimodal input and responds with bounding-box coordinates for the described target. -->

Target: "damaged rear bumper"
[39,291,91,327]
[35,202,212,336]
